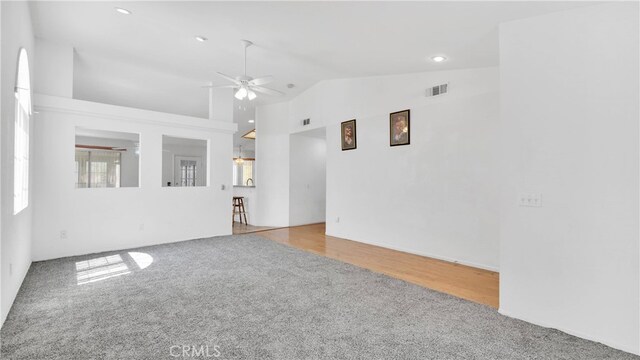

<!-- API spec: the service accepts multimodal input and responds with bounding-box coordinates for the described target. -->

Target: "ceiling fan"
[206,40,284,101]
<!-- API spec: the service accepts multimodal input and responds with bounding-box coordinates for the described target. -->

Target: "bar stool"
[232,196,248,225]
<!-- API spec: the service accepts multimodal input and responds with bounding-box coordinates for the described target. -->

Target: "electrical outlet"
[518,193,542,207]
[60,230,68,239]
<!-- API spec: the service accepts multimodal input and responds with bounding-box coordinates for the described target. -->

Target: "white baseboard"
[324,231,499,272]
[498,308,639,356]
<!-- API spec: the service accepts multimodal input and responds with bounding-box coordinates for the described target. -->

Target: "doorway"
[289,127,327,226]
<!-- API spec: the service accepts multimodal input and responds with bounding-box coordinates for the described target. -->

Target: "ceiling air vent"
[302,118,311,126]
[426,83,449,97]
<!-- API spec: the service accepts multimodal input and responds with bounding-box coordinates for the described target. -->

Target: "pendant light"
[235,146,244,164]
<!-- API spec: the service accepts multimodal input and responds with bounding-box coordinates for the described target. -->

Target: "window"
[233,160,254,186]
[13,49,31,214]
[179,159,197,187]
[75,149,122,188]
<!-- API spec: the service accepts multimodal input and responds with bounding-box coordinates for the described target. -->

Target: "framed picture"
[341,119,357,151]
[390,109,410,146]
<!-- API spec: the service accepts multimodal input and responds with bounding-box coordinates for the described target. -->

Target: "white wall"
[73,50,210,119]
[289,131,326,226]
[34,39,73,98]
[0,1,35,327]
[281,67,500,270]
[499,2,639,355]
[32,95,236,261]
[1,0,3,325]
[255,102,290,227]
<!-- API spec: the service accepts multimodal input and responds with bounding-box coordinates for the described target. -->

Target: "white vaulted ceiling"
[30,1,594,120]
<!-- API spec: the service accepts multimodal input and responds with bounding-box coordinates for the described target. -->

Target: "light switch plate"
[518,193,542,207]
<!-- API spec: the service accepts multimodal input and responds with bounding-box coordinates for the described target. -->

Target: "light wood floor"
[232,223,279,235]
[256,223,499,308]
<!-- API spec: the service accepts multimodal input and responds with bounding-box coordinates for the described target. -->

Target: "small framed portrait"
[390,109,410,146]
[341,119,357,151]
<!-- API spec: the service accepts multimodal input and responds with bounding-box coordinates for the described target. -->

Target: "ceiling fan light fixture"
[214,40,285,102]
[235,87,248,100]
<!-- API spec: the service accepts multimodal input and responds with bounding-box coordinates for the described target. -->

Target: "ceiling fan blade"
[248,76,274,86]
[251,85,285,96]
[215,72,241,85]
[201,84,237,89]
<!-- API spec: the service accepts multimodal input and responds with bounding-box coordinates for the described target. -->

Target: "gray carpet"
[1,234,636,359]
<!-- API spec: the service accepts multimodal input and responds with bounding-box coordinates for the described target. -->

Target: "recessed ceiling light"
[286,84,295,89]
[195,36,208,42]
[431,56,447,63]
[115,7,131,15]
[248,119,255,123]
